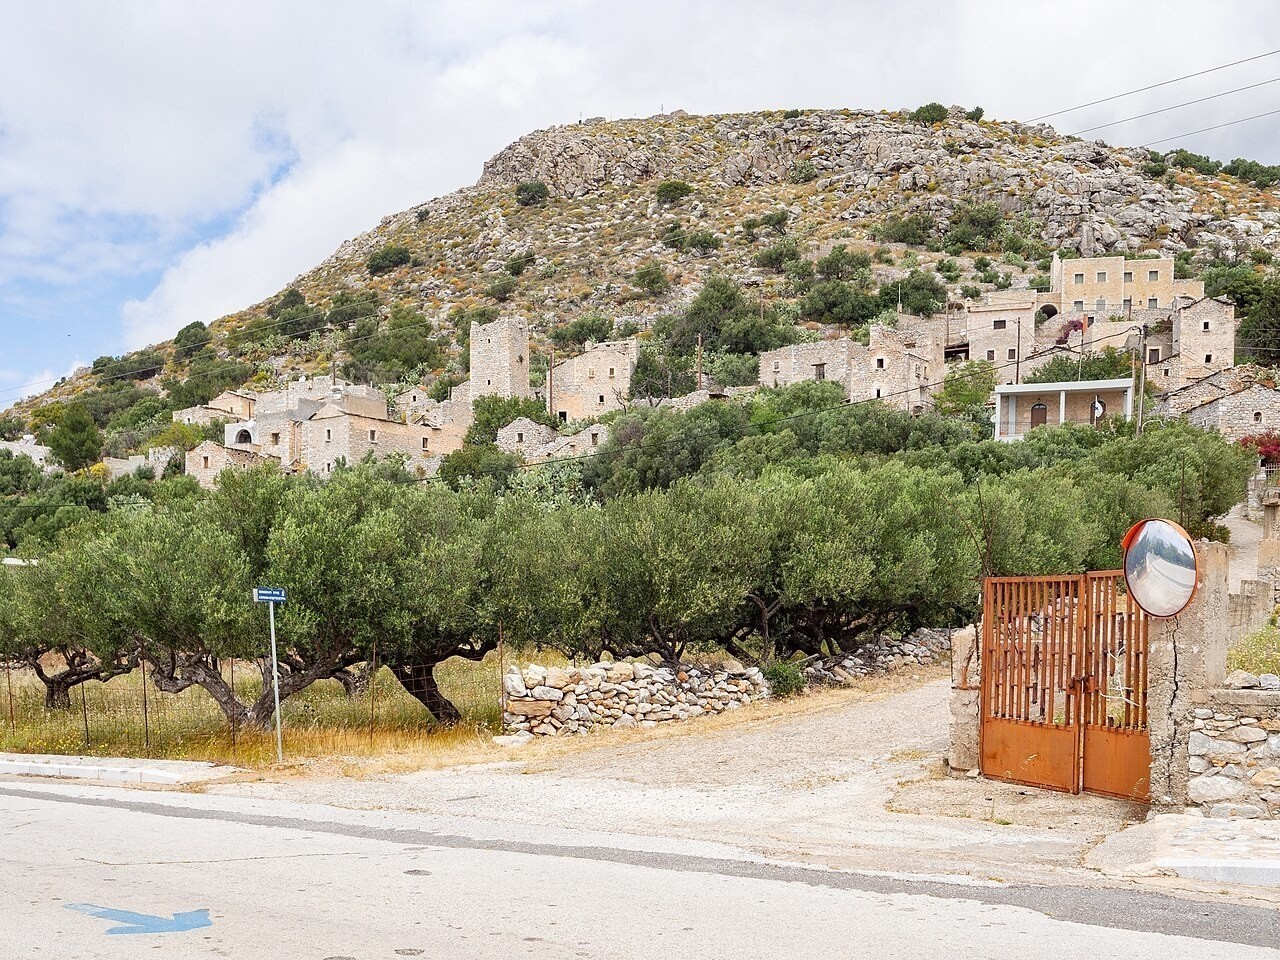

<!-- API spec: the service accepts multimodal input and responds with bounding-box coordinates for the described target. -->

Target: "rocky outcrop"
[480,110,1280,258]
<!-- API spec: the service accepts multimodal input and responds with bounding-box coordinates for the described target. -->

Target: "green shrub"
[935,258,961,281]
[686,231,721,254]
[874,213,934,245]
[633,261,670,296]
[781,109,802,120]
[960,284,982,300]
[505,252,535,276]
[944,201,1003,252]
[550,312,614,348]
[515,180,550,206]
[910,102,948,124]
[873,246,894,264]
[367,244,411,276]
[486,275,518,302]
[789,159,818,184]
[658,221,687,250]
[1029,274,1051,293]
[763,661,805,698]
[753,238,801,272]
[816,244,871,281]
[173,321,212,360]
[1166,149,1221,176]
[760,210,790,233]
[655,180,694,204]
[965,106,984,122]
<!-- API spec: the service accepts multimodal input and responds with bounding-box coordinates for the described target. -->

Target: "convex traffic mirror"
[1121,518,1198,618]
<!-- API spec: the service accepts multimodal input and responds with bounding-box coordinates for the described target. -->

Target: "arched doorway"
[1039,304,1058,321]
[1030,403,1048,428]
[235,429,252,444]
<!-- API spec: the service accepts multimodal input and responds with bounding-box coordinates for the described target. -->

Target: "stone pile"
[1186,670,1280,819]
[804,627,956,685]
[502,661,768,737]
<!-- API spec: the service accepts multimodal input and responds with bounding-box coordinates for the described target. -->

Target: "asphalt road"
[1,782,1275,960]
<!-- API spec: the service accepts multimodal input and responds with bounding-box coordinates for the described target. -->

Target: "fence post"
[79,683,90,751]
[4,660,14,737]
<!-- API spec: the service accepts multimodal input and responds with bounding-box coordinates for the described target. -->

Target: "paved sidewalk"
[1088,813,1280,890]
[0,752,237,785]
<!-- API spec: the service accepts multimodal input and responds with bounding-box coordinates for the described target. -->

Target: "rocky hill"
[11,103,1280,436]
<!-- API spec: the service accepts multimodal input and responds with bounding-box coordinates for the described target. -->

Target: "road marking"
[65,903,213,935]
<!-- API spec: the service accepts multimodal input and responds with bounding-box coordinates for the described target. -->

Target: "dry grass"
[1228,622,1280,676]
[0,653,524,768]
[0,648,949,778]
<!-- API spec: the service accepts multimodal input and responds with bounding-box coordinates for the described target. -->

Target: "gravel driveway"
[208,670,1145,885]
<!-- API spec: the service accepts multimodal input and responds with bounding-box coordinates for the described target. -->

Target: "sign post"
[252,587,287,762]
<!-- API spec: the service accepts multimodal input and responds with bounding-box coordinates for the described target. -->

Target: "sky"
[2,0,1279,411]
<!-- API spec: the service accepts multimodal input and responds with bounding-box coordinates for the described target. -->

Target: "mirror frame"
[1120,518,1198,619]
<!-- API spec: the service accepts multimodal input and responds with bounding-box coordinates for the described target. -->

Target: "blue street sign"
[253,587,286,603]
[65,903,213,935]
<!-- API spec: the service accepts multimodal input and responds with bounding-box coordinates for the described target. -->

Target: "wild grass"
[1228,622,1280,677]
[0,653,527,768]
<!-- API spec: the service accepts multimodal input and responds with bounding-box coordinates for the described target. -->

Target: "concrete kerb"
[0,753,236,785]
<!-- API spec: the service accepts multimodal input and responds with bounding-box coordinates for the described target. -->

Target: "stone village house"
[183,259,1250,486]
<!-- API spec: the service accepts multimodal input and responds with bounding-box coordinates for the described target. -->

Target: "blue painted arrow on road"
[65,902,213,935]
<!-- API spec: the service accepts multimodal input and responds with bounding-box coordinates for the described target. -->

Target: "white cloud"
[4,0,1280,357]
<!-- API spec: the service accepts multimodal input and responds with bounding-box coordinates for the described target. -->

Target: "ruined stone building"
[758,324,944,412]
[469,316,531,400]
[546,338,640,423]
[0,436,54,473]
[1153,365,1280,442]
[182,375,439,488]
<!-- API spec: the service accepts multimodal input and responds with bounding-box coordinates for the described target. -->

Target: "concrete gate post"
[1147,541,1231,809]
[947,625,980,774]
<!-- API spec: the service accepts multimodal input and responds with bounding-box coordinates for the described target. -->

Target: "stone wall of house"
[470,317,531,400]
[1188,383,1280,441]
[1185,677,1280,819]
[502,661,768,737]
[548,339,639,422]
[186,441,276,489]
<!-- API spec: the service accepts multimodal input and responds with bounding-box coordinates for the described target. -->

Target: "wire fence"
[0,654,505,765]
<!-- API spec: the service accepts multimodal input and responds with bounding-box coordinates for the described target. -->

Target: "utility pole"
[1135,324,1148,436]
[696,330,706,391]
[546,347,555,418]
[1015,318,1022,384]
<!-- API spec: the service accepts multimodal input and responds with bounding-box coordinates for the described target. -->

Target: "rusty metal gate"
[980,572,1151,801]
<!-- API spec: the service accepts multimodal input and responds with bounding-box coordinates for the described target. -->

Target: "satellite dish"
[1121,519,1198,618]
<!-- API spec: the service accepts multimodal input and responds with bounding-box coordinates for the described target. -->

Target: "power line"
[1029,47,1280,122]
[1140,107,1280,148]
[1066,76,1280,137]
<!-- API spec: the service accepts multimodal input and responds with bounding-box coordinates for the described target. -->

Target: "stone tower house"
[469,316,531,400]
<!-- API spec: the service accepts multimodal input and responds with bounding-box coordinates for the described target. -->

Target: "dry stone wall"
[1186,674,1280,819]
[805,627,956,685]
[502,661,768,737]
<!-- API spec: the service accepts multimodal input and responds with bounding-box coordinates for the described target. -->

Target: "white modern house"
[993,377,1135,441]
